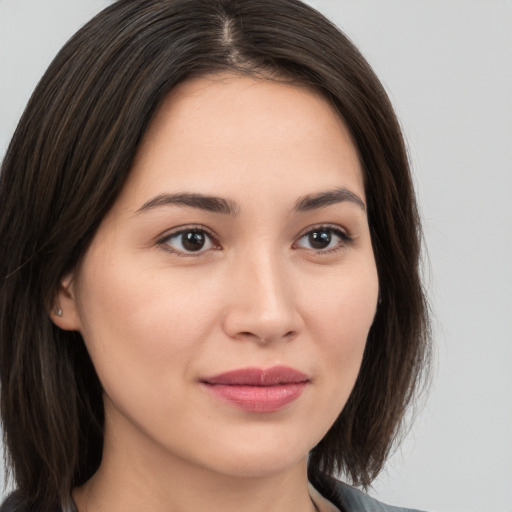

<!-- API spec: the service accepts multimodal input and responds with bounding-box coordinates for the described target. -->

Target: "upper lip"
[202,366,309,386]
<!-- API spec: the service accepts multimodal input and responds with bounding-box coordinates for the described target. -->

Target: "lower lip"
[202,382,307,413]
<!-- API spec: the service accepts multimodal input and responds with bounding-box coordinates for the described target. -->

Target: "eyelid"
[294,223,352,241]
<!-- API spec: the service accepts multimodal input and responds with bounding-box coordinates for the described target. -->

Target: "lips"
[201,366,309,413]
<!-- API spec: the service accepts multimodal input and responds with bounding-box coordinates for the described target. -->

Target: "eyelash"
[157,224,353,257]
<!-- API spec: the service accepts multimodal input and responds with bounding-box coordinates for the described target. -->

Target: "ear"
[50,273,82,331]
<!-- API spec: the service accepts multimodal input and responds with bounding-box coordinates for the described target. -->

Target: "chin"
[192,431,314,479]
[213,454,306,480]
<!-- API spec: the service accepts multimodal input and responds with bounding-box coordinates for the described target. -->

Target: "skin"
[54,74,379,512]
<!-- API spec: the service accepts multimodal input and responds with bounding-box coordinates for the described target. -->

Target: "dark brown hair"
[0,0,430,510]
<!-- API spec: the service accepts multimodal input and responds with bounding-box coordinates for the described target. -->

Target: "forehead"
[123,73,364,207]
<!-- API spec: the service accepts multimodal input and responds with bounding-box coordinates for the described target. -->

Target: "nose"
[222,249,303,345]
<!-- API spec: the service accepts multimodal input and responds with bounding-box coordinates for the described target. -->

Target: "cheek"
[73,250,220,401]
[300,260,378,400]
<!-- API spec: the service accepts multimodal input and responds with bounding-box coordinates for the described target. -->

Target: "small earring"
[56,308,63,317]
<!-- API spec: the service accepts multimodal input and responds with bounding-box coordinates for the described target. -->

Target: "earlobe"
[51,273,82,331]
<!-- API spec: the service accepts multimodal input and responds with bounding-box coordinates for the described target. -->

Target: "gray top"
[333,480,425,512]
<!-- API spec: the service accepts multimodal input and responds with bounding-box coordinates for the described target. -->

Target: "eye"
[161,228,218,255]
[294,226,352,253]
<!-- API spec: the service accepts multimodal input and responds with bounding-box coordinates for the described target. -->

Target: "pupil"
[309,230,331,249]
[182,231,205,251]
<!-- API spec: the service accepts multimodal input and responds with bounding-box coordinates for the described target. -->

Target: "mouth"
[200,366,309,413]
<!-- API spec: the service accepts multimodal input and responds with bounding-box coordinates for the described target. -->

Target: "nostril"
[234,329,297,344]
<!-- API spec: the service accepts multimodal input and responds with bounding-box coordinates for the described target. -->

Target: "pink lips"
[201,366,309,413]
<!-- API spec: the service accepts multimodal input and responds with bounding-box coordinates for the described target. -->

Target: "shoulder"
[0,493,27,512]
[334,482,426,512]
[314,475,427,512]
[0,493,71,512]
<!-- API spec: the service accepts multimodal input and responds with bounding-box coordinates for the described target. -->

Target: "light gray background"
[1,1,511,511]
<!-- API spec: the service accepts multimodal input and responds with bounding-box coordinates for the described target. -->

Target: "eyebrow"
[136,193,239,216]
[135,187,365,216]
[294,187,366,212]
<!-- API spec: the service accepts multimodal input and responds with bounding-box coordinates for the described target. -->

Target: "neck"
[74,411,317,512]
[75,458,316,512]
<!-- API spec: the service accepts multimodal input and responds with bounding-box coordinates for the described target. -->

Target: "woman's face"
[57,75,379,478]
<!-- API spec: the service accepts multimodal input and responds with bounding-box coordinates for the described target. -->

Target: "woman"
[0,0,430,511]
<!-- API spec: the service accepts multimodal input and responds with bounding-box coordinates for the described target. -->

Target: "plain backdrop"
[1,1,511,511]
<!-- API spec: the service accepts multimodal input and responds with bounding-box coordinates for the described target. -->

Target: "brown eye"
[182,231,207,251]
[308,230,332,250]
[163,229,215,254]
[295,226,351,252]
